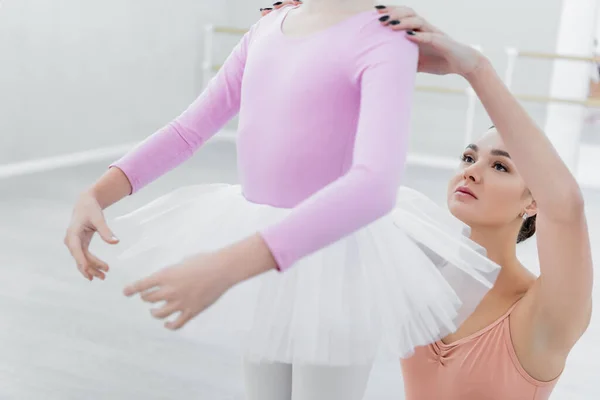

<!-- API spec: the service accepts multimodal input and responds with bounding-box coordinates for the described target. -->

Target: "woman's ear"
[524,199,537,218]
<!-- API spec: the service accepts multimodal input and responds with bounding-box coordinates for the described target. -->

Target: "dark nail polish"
[273,1,283,5]
[262,7,273,10]
[407,30,416,35]
[375,5,387,10]
[389,20,400,25]
[378,15,390,22]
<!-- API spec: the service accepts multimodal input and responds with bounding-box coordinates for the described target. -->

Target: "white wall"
[0,0,227,164]
[0,0,565,165]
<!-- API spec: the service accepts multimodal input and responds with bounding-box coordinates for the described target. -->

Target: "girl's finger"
[65,234,90,271]
[124,273,161,297]
[91,216,119,245]
[86,266,105,280]
[141,288,172,304]
[77,264,93,281]
[151,302,180,320]
[165,309,191,331]
[85,250,110,272]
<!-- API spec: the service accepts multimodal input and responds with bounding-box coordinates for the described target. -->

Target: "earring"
[522,212,528,221]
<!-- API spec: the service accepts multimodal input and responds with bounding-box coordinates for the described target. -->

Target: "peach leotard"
[401,301,561,400]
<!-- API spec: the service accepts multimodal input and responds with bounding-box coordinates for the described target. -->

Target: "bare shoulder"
[507,205,594,382]
[509,284,563,382]
[510,273,592,382]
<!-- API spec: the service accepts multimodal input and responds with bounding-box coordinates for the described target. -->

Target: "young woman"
[64,1,501,399]
[260,3,595,399]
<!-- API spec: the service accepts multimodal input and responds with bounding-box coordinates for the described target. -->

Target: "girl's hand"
[123,253,234,330]
[64,192,119,281]
[123,234,277,330]
[375,5,486,77]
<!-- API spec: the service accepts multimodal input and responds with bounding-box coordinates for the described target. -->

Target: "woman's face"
[447,129,535,229]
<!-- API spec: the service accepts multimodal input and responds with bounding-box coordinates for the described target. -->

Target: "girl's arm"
[260,29,419,271]
[106,23,259,197]
[65,23,261,281]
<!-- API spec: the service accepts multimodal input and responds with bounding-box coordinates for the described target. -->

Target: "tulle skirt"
[99,184,500,366]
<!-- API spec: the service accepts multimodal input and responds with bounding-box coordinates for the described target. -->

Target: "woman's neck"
[469,223,538,296]
[301,0,375,13]
[469,224,521,270]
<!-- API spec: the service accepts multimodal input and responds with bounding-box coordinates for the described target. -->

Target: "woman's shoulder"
[508,279,569,382]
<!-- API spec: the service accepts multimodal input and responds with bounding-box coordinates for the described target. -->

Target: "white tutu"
[100,184,500,366]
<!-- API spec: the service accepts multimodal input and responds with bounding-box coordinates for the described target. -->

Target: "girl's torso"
[236,6,414,207]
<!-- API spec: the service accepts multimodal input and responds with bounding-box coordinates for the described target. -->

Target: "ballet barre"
[512,50,600,63]
[515,94,600,107]
[503,47,599,92]
[212,26,248,35]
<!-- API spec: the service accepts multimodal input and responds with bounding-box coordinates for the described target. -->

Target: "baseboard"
[0,131,238,179]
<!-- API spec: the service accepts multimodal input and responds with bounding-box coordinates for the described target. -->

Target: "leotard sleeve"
[261,30,418,272]
[110,24,258,193]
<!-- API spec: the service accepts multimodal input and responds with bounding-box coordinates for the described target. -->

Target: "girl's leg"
[243,358,293,400]
[292,363,373,400]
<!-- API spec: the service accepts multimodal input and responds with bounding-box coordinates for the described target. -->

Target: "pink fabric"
[400,302,561,400]
[111,6,418,271]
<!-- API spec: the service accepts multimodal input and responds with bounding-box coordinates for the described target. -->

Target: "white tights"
[243,359,373,400]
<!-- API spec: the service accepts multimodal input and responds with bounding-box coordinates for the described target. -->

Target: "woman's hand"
[260,3,484,77]
[375,5,485,77]
[64,192,119,281]
[123,233,277,330]
[260,1,301,16]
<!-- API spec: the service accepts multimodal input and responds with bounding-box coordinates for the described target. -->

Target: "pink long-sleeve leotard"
[111,8,418,271]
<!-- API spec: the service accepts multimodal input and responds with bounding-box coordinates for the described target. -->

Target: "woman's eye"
[461,155,475,163]
[494,163,508,172]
